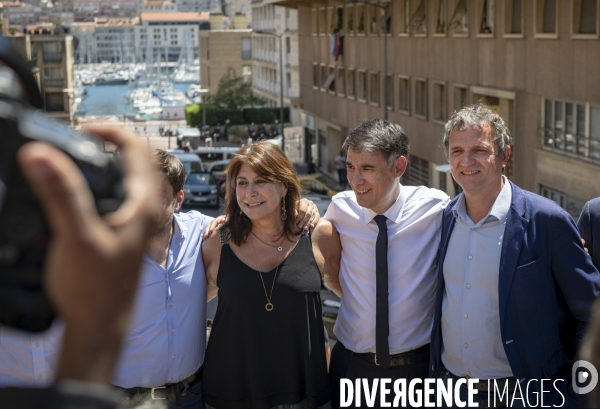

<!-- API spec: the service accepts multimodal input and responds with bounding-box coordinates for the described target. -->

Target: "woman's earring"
[281,197,287,221]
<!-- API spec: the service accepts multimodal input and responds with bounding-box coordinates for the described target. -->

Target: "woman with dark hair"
[201,141,341,409]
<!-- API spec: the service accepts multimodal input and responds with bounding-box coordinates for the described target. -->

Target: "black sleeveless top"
[202,231,331,409]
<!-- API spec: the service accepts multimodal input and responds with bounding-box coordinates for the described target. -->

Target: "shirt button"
[170,302,173,307]
[466,284,471,289]
[468,255,473,260]
[38,375,43,379]
[35,343,40,348]
[464,343,468,348]
[463,314,468,319]
[466,371,471,376]
[172,329,175,333]
[172,354,176,359]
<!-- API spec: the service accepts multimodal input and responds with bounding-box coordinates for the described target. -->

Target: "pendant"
[265,302,274,311]
[277,246,282,251]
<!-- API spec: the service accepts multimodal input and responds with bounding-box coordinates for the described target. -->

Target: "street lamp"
[346,0,389,120]
[254,30,285,150]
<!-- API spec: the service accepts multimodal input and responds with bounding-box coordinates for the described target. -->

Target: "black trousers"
[329,342,430,409]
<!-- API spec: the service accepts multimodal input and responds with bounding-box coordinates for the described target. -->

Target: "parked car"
[182,172,219,208]
[298,173,343,199]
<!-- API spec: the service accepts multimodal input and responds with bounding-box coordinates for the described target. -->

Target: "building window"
[398,0,410,35]
[541,98,600,159]
[572,0,599,36]
[453,85,468,112]
[415,79,427,118]
[477,0,494,35]
[403,155,430,186]
[504,0,524,36]
[386,74,394,110]
[327,66,336,93]
[357,70,367,102]
[449,0,468,35]
[241,37,251,59]
[399,76,410,113]
[535,0,558,36]
[356,4,366,34]
[42,42,63,62]
[242,65,252,84]
[334,6,344,32]
[369,71,380,106]
[313,63,320,88]
[434,0,447,34]
[346,5,355,35]
[320,64,328,91]
[540,185,585,219]
[319,8,327,35]
[312,8,318,35]
[383,0,392,34]
[410,0,426,35]
[337,67,346,96]
[368,4,380,35]
[433,82,447,122]
[45,92,65,112]
[347,68,356,98]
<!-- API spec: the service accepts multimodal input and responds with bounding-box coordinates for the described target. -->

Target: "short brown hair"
[222,142,301,246]
[152,149,186,196]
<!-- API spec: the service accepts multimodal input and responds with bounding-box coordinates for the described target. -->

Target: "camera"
[0,36,125,332]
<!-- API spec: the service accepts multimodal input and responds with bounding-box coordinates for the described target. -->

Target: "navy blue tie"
[374,214,390,368]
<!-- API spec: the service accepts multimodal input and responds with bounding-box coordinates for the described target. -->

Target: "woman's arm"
[312,218,342,297]
[202,232,222,302]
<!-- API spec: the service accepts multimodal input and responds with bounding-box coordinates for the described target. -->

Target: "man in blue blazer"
[579,198,600,271]
[429,103,600,408]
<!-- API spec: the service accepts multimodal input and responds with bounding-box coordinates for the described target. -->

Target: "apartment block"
[271,0,600,218]
[199,28,253,96]
[31,34,75,122]
[72,13,204,62]
[251,0,301,125]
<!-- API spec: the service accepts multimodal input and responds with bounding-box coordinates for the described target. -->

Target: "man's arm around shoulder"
[312,219,342,297]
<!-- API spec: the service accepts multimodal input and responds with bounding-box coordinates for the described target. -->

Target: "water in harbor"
[78,82,194,117]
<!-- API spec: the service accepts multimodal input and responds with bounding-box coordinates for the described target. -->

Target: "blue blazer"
[578,197,600,272]
[429,181,600,407]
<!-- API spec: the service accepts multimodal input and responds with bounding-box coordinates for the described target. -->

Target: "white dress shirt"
[0,320,64,387]
[325,185,449,354]
[112,210,211,388]
[441,177,513,379]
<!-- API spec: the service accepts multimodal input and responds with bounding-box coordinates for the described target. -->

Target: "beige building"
[199,28,252,96]
[8,32,75,123]
[271,0,600,218]
[251,1,301,125]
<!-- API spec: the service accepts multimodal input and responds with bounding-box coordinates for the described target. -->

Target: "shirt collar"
[453,176,512,226]
[173,212,187,245]
[363,184,406,225]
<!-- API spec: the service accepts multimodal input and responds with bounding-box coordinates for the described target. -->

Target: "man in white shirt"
[325,118,449,408]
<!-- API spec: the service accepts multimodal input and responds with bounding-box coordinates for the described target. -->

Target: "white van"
[194,147,239,166]
[169,151,205,174]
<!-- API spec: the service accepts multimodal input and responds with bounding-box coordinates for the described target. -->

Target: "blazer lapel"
[498,181,529,331]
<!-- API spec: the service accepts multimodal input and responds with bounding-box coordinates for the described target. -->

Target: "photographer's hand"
[17,127,157,385]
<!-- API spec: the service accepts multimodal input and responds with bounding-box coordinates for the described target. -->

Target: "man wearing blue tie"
[429,103,600,408]
[325,119,449,408]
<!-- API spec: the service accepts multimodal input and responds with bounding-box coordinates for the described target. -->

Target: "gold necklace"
[250,230,286,251]
[250,238,286,311]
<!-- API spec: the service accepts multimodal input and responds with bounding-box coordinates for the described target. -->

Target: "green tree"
[212,67,266,110]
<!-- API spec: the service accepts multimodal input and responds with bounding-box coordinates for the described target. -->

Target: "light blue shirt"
[441,177,513,379]
[112,210,212,388]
